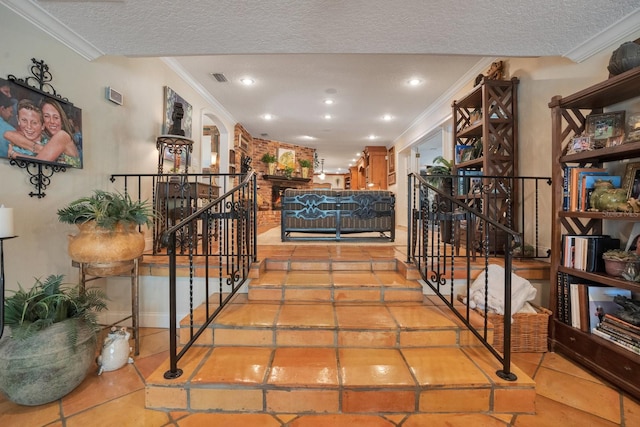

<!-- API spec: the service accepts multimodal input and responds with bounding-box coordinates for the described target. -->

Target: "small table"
[74,258,140,355]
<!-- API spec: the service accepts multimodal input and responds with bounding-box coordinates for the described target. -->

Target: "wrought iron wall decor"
[3,58,84,197]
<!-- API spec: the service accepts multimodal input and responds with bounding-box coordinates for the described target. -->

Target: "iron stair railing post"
[163,232,182,379]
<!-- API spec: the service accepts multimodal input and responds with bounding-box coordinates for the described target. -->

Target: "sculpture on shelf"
[168,102,185,136]
[474,60,505,86]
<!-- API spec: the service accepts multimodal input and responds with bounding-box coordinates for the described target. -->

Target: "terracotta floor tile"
[403,413,508,427]
[190,388,264,411]
[534,366,621,424]
[267,389,339,413]
[335,305,397,329]
[65,390,170,427]
[332,271,379,286]
[403,347,491,387]
[177,413,282,427]
[512,394,621,427]
[268,347,339,386]
[276,303,336,327]
[540,352,604,383]
[290,414,396,426]
[387,304,457,328]
[254,270,288,285]
[192,347,272,383]
[285,271,332,286]
[215,302,280,326]
[0,399,60,427]
[62,363,145,417]
[339,348,414,386]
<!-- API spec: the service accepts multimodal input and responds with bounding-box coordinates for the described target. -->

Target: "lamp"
[319,158,326,180]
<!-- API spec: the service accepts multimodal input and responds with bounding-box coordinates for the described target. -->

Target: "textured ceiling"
[5,0,640,172]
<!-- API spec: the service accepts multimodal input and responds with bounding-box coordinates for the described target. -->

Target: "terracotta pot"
[604,259,629,277]
[68,221,144,268]
[0,319,97,406]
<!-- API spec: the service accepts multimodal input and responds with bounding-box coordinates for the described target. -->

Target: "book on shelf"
[561,234,620,272]
[569,167,605,211]
[592,327,640,355]
[598,320,640,345]
[579,172,612,211]
[603,313,640,336]
[587,286,633,332]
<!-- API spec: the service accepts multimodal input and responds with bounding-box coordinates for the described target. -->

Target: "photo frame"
[277,148,295,169]
[585,111,625,144]
[566,135,592,154]
[388,146,395,174]
[388,171,396,186]
[0,77,83,168]
[622,161,640,200]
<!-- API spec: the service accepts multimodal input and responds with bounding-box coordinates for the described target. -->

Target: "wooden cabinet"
[549,67,640,400]
[362,146,388,190]
[452,78,519,252]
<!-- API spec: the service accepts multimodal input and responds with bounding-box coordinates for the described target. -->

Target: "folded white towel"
[467,264,537,321]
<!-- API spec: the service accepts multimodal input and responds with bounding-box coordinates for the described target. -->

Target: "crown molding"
[1,0,103,61]
[395,57,495,151]
[161,58,236,125]
[564,9,640,63]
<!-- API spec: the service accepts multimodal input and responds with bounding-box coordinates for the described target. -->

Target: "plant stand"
[75,257,140,355]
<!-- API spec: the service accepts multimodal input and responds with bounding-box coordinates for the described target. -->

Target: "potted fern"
[0,275,107,405]
[57,190,154,274]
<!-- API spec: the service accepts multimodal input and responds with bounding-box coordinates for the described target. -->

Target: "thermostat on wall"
[105,86,123,105]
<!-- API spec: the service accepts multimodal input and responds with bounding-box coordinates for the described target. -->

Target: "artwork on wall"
[0,77,83,168]
[277,148,295,169]
[163,87,192,137]
[162,86,192,164]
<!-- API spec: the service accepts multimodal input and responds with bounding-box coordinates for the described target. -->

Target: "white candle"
[0,205,14,238]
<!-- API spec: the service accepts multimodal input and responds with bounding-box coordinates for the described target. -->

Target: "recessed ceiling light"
[324,114,332,119]
[382,114,393,121]
[408,78,422,86]
[356,152,361,156]
[300,135,315,140]
[351,158,357,162]
[324,99,334,105]
[263,114,273,120]
[348,163,353,167]
[240,77,255,85]
[368,134,376,140]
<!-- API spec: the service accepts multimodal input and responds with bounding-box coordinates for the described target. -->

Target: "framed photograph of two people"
[0,77,83,168]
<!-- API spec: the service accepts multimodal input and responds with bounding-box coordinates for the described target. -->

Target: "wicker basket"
[484,303,551,353]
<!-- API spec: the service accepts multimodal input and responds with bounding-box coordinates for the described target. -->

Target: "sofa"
[281,189,395,241]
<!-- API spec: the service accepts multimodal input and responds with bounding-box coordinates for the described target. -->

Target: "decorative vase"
[0,319,97,406]
[608,41,640,76]
[268,163,276,175]
[68,221,145,275]
[594,188,628,212]
[301,167,309,178]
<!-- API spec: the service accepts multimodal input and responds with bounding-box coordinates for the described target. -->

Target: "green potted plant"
[57,190,154,273]
[299,159,312,178]
[0,274,107,405]
[423,156,455,243]
[261,153,277,175]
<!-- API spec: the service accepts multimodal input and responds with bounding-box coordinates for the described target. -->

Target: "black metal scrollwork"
[6,59,70,197]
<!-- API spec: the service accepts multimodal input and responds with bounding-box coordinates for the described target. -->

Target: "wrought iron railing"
[110,163,257,379]
[407,172,551,380]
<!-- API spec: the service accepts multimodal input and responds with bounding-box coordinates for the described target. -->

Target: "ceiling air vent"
[210,73,227,82]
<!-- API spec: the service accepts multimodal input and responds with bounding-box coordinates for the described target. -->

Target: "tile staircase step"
[248,270,424,303]
[180,300,469,348]
[145,343,535,414]
[146,248,540,416]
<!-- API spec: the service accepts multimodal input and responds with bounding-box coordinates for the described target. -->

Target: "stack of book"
[561,234,620,272]
[562,166,621,211]
[593,313,640,355]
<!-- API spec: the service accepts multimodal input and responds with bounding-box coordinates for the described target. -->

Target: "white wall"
[392,29,640,252]
[0,6,236,326]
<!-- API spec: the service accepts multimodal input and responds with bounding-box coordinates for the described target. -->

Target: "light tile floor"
[1,327,638,426]
[1,226,639,426]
